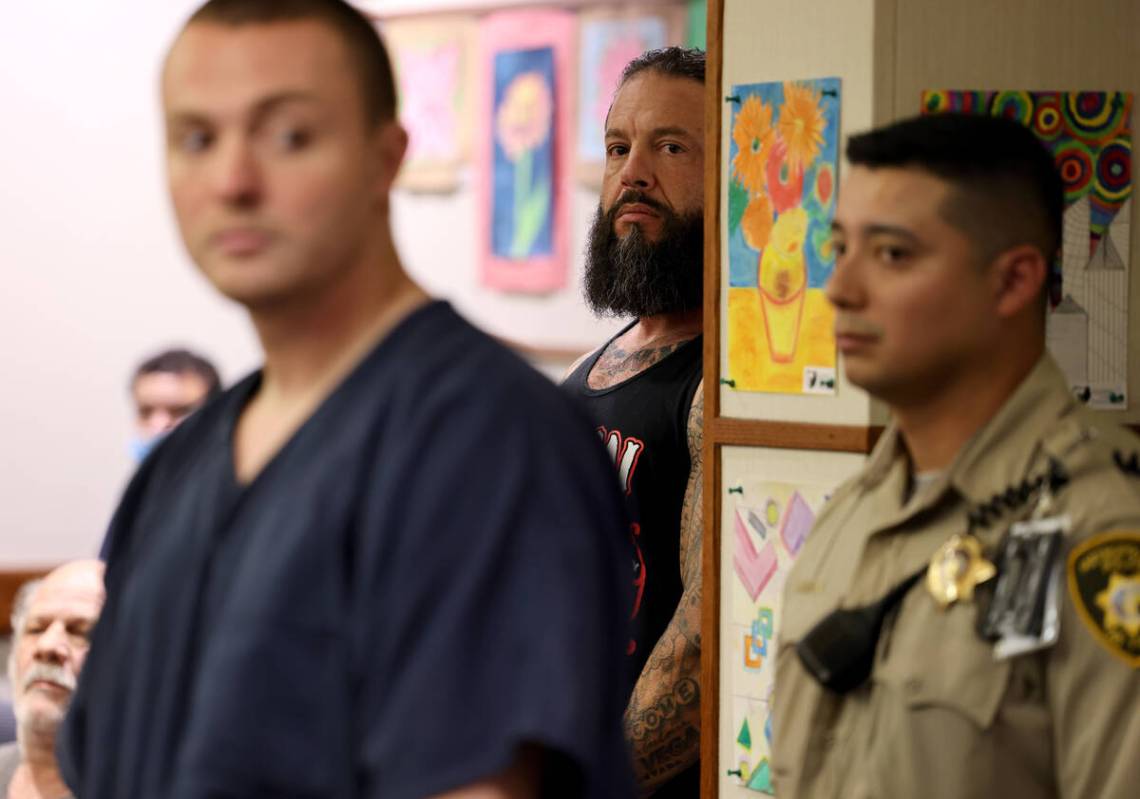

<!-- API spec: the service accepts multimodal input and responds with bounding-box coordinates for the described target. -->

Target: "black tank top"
[563,325,703,796]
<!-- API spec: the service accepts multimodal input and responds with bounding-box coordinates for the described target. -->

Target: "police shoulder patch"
[1068,531,1140,667]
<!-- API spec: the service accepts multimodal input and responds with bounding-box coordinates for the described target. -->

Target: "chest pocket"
[178,613,349,797]
[778,579,843,648]
[875,590,1011,729]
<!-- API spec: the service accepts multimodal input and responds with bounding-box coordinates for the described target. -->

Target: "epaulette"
[1114,449,1140,478]
[967,458,1068,531]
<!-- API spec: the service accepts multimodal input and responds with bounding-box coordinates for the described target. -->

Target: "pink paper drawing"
[379,15,474,193]
[400,45,460,161]
[779,490,815,555]
[734,509,779,601]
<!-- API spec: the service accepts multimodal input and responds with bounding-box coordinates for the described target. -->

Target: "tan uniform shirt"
[772,356,1140,799]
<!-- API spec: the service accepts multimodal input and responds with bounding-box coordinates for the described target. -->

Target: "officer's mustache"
[834,313,885,340]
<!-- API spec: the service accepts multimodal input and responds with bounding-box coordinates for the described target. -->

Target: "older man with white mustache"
[0,561,104,799]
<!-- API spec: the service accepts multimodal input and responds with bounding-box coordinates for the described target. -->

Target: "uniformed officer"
[771,113,1140,798]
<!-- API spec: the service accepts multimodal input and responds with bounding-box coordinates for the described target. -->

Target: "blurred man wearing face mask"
[128,348,221,461]
[0,561,105,799]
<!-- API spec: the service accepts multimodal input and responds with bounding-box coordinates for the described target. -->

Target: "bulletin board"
[700,2,885,796]
[716,447,864,793]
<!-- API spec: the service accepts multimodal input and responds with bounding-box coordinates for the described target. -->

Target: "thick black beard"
[583,193,703,318]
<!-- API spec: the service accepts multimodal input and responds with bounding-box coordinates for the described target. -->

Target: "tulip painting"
[477,10,573,293]
[492,51,555,261]
[726,78,841,394]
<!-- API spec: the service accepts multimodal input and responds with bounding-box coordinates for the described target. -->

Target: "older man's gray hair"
[9,579,43,640]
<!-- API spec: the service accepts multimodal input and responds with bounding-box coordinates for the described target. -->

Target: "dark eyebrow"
[864,224,920,244]
[831,220,919,244]
[167,91,321,127]
[604,125,696,141]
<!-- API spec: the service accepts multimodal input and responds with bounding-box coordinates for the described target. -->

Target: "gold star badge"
[926,533,997,609]
[1096,573,1140,638]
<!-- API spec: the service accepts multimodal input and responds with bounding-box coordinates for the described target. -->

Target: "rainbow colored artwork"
[923,90,1133,409]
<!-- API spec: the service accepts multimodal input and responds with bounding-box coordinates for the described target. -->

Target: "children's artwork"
[476,10,575,293]
[380,16,474,193]
[727,480,830,794]
[725,79,841,395]
[922,90,1133,410]
[576,6,685,187]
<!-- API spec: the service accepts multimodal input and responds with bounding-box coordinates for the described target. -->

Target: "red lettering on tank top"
[629,522,645,656]
[598,427,648,656]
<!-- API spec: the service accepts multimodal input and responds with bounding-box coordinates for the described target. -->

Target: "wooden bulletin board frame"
[698,2,882,794]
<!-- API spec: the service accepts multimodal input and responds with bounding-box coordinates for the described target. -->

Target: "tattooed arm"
[625,382,704,795]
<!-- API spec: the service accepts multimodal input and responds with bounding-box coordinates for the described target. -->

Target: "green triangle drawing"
[737,719,752,749]
[746,758,774,793]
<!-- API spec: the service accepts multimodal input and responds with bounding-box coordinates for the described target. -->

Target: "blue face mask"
[128,433,165,464]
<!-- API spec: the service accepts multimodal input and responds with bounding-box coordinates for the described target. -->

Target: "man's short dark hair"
[619,46,706,88]
[132,349,222,397]
[186,0,397,126]
[847,113,1064,268]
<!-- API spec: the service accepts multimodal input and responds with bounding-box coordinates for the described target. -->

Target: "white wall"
[392,179,622,350]
[0,1,256,564]
[0,0,634,563]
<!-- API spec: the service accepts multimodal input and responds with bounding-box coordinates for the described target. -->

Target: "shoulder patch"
[1068,531,1140,667]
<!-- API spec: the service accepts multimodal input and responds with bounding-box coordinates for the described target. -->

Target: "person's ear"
[991,244,1047,319]
[369,121,408,198]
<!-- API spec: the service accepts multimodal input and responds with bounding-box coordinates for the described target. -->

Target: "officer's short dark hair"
[619,46,706,88]
[185,0,397,126]
[132,349,222,397]
[847,113,1063,268]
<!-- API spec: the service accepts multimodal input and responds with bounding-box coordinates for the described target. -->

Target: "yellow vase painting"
[726,79,840,394]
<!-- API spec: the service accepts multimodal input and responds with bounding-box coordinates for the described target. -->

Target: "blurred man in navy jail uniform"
[60,2,634,797]
[1,560,104,799]
[563,48,705,796]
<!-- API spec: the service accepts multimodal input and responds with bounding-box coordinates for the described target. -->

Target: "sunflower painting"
[726,78,841,395]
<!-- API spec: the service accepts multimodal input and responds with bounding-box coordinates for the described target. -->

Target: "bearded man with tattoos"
[563,47,706,798]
